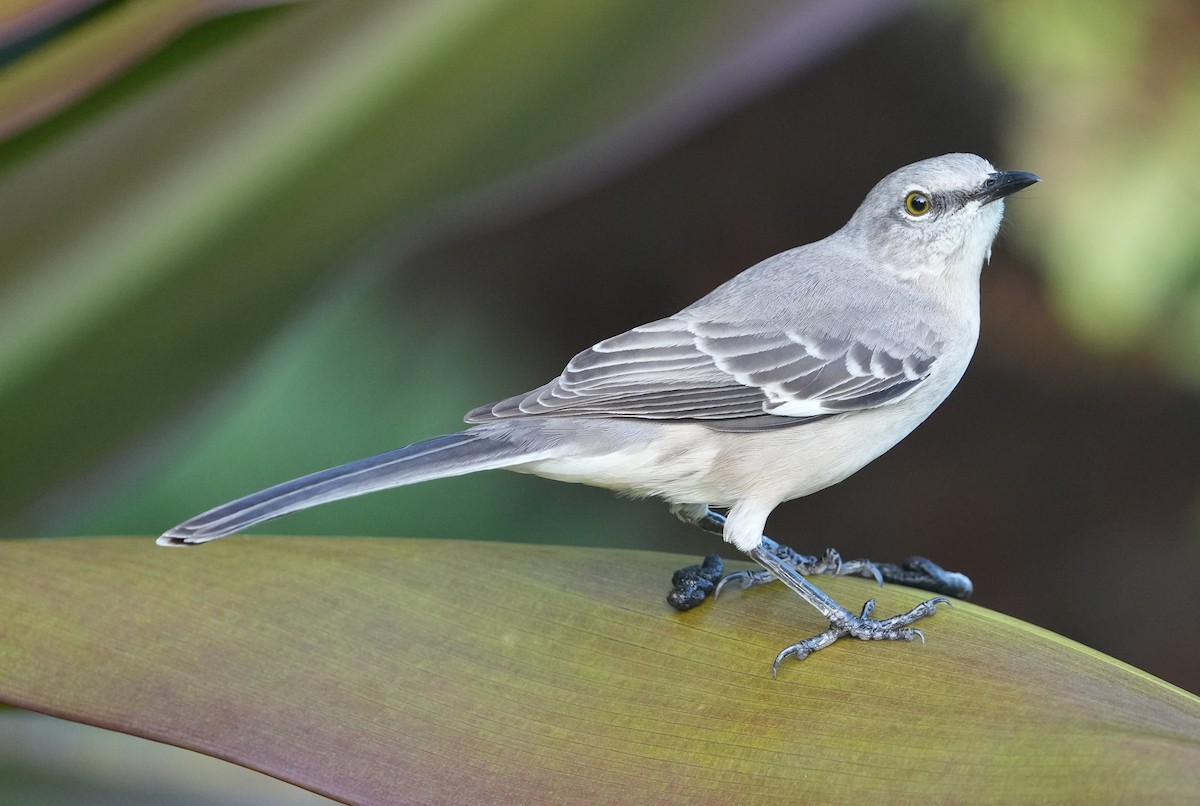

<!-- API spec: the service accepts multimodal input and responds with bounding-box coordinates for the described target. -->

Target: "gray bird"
[160,153,1039,673]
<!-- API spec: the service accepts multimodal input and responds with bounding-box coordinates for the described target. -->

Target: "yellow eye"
[904,191,931,216]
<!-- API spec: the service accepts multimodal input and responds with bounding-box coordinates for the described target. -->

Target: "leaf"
[2,537,1198,804]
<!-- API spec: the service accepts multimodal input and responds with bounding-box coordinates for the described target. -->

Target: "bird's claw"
[874,556,974,599]
[713,569,773,598]
[770,595,950,677]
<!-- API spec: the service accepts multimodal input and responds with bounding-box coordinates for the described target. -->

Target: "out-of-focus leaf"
[0,1,104,51]
[0,0,903,531]
[0,708,335,804]
[0,0,299,139]
[2,537,1198,804]
[65,292,658,544]
[972,0,1200,364]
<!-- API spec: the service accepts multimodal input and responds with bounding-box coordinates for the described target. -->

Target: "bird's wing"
[465,317,940,432]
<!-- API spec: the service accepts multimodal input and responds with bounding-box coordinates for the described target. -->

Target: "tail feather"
[158,431,541,546]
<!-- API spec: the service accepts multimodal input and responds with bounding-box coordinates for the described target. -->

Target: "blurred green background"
[2,0,1199,800]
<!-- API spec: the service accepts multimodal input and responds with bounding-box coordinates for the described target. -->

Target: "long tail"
[158,430,544,546]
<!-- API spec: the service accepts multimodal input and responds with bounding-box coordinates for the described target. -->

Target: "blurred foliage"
[0,1,298,141]
[23,0,1199,544]
[72,286,654,545]
[0,0,835,538]
[973,0,1200,372]
[0,710,333,805]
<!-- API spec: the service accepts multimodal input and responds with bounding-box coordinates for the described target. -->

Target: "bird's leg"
[666,505,972,610]
[664,504,727,609]
[665,505,883,608]
[666,505,893,607]
[717,535,884,596]
[748,544,950,676]
[666,504,952,671]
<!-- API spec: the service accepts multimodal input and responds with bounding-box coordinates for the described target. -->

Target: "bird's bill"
[974,170,1041,205]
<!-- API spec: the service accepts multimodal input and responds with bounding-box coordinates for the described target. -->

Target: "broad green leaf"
[2,537,1198,804]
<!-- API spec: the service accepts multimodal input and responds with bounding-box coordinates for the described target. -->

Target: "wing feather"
[465,316,941,431]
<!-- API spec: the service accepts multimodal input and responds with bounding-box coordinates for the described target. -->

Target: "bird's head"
[846,153,1040,279]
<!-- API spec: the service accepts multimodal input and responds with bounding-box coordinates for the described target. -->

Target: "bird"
[159,153,1039,674]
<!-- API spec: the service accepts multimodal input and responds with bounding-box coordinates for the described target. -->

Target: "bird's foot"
[667,542,971,612]
[666,554,724,610]
[664,503,971,616]
[769,595,950,677]
[748,543,951,674]
[715,541,882,598]
[668,541,959,612]
[872,555,973,599]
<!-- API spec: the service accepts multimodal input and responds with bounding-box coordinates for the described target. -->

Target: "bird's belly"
[503,355,966,509]
[510,429,726,501]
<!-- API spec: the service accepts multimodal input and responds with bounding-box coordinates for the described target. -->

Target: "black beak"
[975,170,1041,206]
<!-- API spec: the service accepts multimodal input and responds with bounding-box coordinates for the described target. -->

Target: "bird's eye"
[904,191,931,216]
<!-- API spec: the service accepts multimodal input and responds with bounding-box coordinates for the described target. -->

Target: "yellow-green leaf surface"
[2,537,1198,804]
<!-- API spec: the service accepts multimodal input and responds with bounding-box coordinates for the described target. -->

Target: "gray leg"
[667,504,972,611]
[718,535,883,594]
[749,544,949,676]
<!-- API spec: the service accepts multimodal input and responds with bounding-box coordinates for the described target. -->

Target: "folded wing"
[466,317,939,432]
